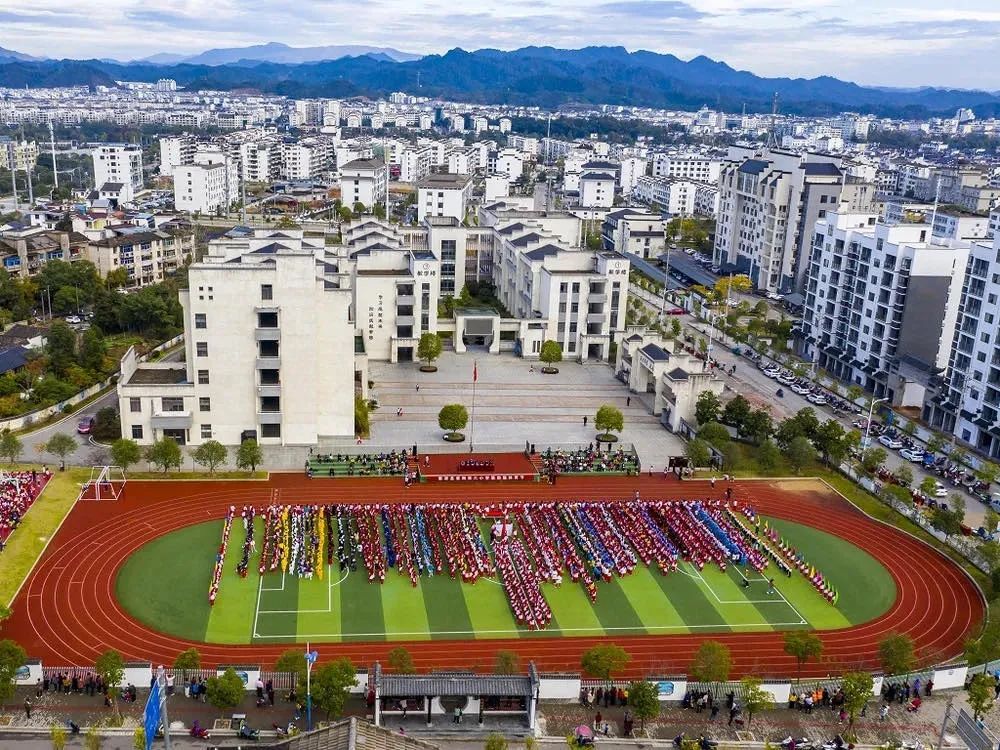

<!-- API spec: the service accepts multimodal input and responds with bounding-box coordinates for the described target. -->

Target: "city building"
[417,173,473,223]
[92,144,143,203]
[651,154,721,183]
[601,209,664,258]
[0,138,39,171]
[85,220,195,287]
[339,158,388,211]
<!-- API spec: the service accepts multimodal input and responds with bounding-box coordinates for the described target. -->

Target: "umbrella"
[575,725,595,739]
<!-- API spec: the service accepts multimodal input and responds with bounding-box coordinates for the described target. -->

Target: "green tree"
[671,319,682,338]
[860,446,888,474]
[236,438,264,473]
[695,391,721,425]
[132,728,145,750]
[44,432,77,470]
[0,603,10,625]
[689,640,731,685]
[494,650,520,675]
[50,725,67,750]
[722,395,752,432]
[968,672,995,719]
[812,420,846,465]
[919,476,938,499]
[206,667,245,709]
[926,434,947,455]
[438,404,469,438]
[95,649,125,690]
[985,509,1000,536]
[685,438,712,468]
[595,404,624,439]
[46,320,77,377]
[878,633,916,675]
[893,464,913,487]
[539,340,563,370]
[580,644,631,680]
[883,485,912,505]
[742,410,774,445]
[110,439,142,473]
[79,327,106,373]
[91,407,121,441]
[192,439,227,473]
[784,435,816,474]
[144,437,182,473]
[311,658,358,719]
[977,462,1000,487]
[0,639,26,703]
[931,506,963,537]
[840,671,873,730]
[417,333,443,368]
[0,430,23,464]
[172,647,201,682]
[275,649,308,692]
[739,676,773,726]
[627,680,660,730]
[783,631,823,682]
[387,647,415,674]
[485,733,509,750]
[84,726,102,750]
[697,422,730,450]
[757,439,781,471]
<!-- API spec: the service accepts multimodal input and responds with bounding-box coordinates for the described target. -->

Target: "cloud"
[595,0,712,19]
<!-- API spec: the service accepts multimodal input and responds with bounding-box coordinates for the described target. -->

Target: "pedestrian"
[626,396,631,407]
[24,698,31,719]
[416,385,420,392]
[424,455,430,467]
[583,416,588,426]
[767,578,775,594]
[35,678,42,698]
[879,703,889,721]
[166,673,174,696]
[710,476,716,488]
[255,677,264,700]
[725,486,733,501]
[266,679,275,706]
[396,407,403,417]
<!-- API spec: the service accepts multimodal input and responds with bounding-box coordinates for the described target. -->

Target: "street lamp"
[862,397,890,451]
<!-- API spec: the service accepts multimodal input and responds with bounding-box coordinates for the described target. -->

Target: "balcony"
[257,411,282,425]
[396,294,415,306]
[255,328,281,342]
[256,356,281,369]
[587,313,605,324]
[151,411,193,430]
[590,293,607,303]
[257,384,282,398]
[396,315,415,326]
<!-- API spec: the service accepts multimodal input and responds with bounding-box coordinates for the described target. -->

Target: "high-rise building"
[92,144,143,202]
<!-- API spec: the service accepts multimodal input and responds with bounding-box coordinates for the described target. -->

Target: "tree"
[927,434,947,455]
[84,726,102,750]
[438,404,469,438]
[275,649,308,692]
[494,650,520,674]
[671,319,682,338]
[595,404,624,439]
[45,432,77,470]
[742,410,774,445]
[883,485,912,505]
[539,340,563,371]
[0,430,23,464]
[110,439,142,473]
[51,725,68,750]
[95,649,124,690]
[784,632,823,682]
[919,476,939,499]
[46,320,77,377]
[893,464,914,488]
[627,680,660,730]
[580,644,630,680]
[79,326,106,373]
[695,391,721,425]
[840,671,874,729]
[91,407,121,441]
[739,676,773,726]
[860,446,888,475]
[485,734,509,750]
[757,439,781,471]
[132,728,145,750]
[685,438,712,468]
[977,462,1000,487]
[236,438,264,473]
[144,437,182,473]
[206,667,245,709]
[689,640,731,685]
[387,647,415,674]
[985,509,1000,536]
[0,639,26,703]
[812,420,846,465]
[714,274,751,299]
[784,435,816,474]
[878,633,916,675]
[931,506,963,537]
[697,422,730,450]
[968,672,995,720]
[311,658,358,719]
[722,395,752,432]
[417,333,442,368]
[192,440,227,473]
[172,647,201,682]
[0,603,9,625]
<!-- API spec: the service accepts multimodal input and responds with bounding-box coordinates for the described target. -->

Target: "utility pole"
[49,120,58,190]
[935,697,953,750]
[10,166,18,213]
[25,162,34,206]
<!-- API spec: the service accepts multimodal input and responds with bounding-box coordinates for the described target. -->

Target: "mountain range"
[137,42,421,66]
[0,44,998,118]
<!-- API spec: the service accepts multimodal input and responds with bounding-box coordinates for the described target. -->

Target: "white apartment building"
[417,173,473,223]
[493,149,524,184]
[339,158,388,210]
[801,211,969,405]
[92,144,143,202]
[694,183,720,217]
[173,157,237,215]
[923,229,1000,457]
[499,118,512,134]
[282,139,332,181]
[618,157,647,195]
[651,154,721,183]
[601,209,664,259]
[86,221,194,287]
[117,229,357,447]
[0,138,39,171]
[158,136,196,177]
[632,176,697,215]
[579,170,616,209]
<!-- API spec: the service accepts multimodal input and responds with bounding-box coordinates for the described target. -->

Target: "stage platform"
[416,451,539,482]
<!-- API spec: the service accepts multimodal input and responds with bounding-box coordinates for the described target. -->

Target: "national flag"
[473,361,478,383]
[143,677,162,750]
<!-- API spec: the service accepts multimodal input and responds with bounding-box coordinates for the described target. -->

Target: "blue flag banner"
[143,678,161,750]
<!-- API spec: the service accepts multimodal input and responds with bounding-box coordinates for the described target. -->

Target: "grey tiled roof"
[380,673,532,697]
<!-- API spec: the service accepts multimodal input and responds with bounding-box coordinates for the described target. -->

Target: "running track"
[0,471,984,678]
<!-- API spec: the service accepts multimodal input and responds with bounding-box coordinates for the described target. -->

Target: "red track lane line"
[0,473,983,678]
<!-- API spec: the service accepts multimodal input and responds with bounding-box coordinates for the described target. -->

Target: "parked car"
[878,434,903,450]
[766,292,782,301]
[665,307,686,315]
[900,447,925,462]
[807,393,827,406]
[65,315,82,324]
[790,383,811,395]
[76,415,95,435]
[935,482,948,498]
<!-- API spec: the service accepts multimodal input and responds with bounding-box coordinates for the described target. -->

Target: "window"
[198,369,210,385]
[131,425,143,440]
[129,397,141,413]
[261,423,281,438]
[195,313,206,329]
[261,284,273,301]
[200,424,212,439]
[199,397,211,412]
[161,397,185,412]
[196,342,208,357]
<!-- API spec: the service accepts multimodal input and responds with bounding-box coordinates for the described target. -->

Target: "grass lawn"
[0,466,87,607]
[116,512,893,645]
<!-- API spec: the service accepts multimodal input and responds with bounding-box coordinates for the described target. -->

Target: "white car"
[766,292,782,301]
[878,434,903,450]
[807,394,827,406]
[899,448,925,462]
[65,315,82,324]
[790,383,811,395]
[934,483,948,498]
[764,368,781,378]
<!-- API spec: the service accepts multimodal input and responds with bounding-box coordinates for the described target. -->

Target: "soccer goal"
[78,465,127,501]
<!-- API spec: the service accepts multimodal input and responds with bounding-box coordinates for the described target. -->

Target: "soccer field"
[116,514,895,645]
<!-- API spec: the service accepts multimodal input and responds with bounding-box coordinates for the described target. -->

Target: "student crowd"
[540,448,639,475]
[0,470,51,551]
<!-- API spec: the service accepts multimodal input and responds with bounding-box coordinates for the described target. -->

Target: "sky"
[0,0,998,90]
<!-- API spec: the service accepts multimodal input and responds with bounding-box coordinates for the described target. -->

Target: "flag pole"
[471,360,477,451]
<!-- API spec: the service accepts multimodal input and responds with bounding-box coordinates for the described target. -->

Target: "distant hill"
[0,46,43,62]
[2,45,998,118]
[165,42,421,66]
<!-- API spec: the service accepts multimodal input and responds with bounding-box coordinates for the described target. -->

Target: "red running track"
[0,471,984,678]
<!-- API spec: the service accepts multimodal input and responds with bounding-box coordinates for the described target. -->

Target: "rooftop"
[379,672,532,698]
[640,343,670,362]
[126,367,189,386]
[418,172,472,189]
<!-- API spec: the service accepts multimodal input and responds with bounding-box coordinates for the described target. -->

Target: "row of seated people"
[458,458,494,471]
[541,447,639,474]
[306,451,409,476]
[0,470,51,552]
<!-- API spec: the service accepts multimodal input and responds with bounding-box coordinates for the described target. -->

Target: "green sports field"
[115,516,895,644]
